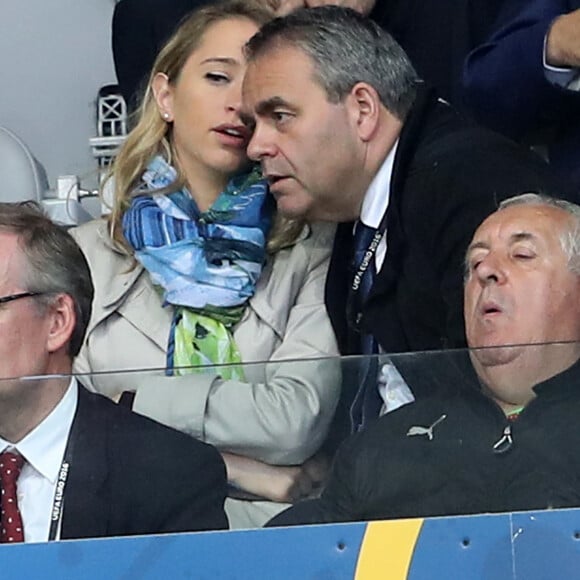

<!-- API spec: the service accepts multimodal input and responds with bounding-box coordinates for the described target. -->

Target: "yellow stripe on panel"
[354,519,424,580]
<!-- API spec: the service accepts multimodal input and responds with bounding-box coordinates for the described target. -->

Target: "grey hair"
[0,202,94,357]
[245,6,419,120]
[499,193,580,275]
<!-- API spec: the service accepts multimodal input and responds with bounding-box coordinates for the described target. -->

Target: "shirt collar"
[0,378,78,484]
[360,139,399,229]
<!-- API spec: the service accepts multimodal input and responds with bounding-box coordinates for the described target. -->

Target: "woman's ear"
[346,81,382,142]
[152,72,174,122]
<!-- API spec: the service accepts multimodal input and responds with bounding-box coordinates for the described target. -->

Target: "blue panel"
[512,509,580,579]
[4,509,580,578]
[408,513,514,580]
[0,522,367,580]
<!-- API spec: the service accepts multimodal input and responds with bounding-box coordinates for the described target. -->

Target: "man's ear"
[346,82,382,142]
[45,294,76,355]
[152,72,174,121]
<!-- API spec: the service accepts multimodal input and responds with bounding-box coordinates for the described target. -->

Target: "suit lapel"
[61,386,110,540]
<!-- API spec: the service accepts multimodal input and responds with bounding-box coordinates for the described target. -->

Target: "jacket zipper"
[491,396,538,454]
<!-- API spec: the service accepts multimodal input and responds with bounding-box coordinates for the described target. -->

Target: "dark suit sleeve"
[109,407,229,535]
[139,428,229,533]
[155,437,229,533]
[462,0,576,139]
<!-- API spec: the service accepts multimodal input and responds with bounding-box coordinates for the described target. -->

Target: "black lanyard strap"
[351,229,384,292]
[347,219,387,332]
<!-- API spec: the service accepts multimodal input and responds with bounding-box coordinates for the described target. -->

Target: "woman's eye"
[205,72,229,84]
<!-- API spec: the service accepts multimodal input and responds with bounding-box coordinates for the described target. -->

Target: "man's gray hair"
[499,193,580,275]
[0,202,93,357]
[245,6,419,120]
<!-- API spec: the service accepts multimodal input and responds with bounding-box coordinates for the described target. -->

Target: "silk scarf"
[123,156,272,378]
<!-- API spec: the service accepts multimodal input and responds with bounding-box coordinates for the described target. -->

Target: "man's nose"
[247,125,276,161]
[476,254,507,285]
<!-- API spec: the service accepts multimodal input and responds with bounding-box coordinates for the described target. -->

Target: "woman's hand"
[546,10,580,68]
[222,452,330,503]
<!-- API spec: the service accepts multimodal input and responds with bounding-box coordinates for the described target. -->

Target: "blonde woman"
[71,0,339,528]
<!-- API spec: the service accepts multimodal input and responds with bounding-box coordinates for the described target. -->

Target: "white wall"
[0,0,117,189]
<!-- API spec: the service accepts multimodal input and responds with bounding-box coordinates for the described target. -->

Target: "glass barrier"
[1,340,579,542]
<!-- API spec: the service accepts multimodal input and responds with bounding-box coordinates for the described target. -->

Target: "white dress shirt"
[378,361,415,416]
[357,140,416,413]
[358,139,399,271]
[0,379,77,543]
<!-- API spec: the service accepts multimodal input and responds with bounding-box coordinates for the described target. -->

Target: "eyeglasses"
[0,291,43,306]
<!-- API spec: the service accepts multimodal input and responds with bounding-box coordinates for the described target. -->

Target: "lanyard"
[350,229,384,293]
[347,214,388,330]
[48,436,74,542]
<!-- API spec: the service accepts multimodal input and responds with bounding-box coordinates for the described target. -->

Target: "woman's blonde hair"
[106,0,304,254]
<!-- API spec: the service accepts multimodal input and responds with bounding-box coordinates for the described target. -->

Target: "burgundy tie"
[0,451,25,543]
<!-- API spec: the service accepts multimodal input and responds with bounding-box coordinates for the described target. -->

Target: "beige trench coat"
[70,219,340,466]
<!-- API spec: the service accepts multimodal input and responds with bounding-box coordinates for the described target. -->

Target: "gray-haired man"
[270,194,580,526]
[0,202,227,542]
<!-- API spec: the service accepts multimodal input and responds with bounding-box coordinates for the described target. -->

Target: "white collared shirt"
[0,378,77,543]
[357,141,419,413]
[378,362,415,416]
[358,139,399,272]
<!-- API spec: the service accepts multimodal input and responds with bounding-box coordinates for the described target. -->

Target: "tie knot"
[0,451,25,485]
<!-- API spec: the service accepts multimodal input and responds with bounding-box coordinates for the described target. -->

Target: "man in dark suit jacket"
[463,0,580,192]
[0,202,227,543]
[242,6,563,431]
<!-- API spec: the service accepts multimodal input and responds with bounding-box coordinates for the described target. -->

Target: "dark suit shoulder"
[71,386,228,536]
[77,386,224,467]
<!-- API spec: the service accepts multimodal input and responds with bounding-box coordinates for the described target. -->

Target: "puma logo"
[407,414,447,441]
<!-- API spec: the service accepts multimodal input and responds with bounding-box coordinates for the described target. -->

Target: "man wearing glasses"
[0,202,227,543]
